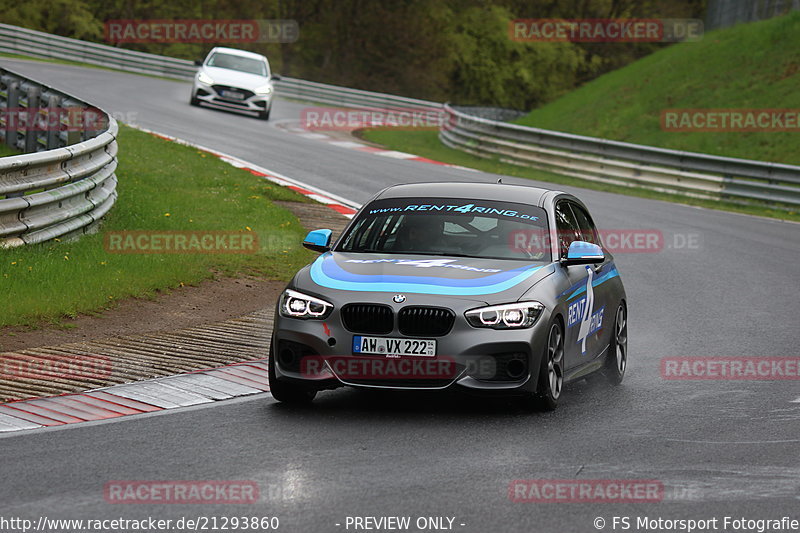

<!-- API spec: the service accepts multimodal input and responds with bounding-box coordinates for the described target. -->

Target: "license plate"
[221,90,244,100]
[353,336,436,357]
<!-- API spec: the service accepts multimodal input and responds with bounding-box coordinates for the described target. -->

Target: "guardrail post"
[42,93,61,150]
[3,78,19,151]
[0,74,12,146]
[22,84,41,153]
[59,97,83,146]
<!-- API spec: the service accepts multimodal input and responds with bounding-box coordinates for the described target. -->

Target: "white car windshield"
[207,52,268,76]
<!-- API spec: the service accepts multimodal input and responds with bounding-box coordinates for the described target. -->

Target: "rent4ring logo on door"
[567,267,605,354]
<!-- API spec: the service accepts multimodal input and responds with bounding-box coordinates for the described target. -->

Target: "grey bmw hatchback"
[269,182,627,410]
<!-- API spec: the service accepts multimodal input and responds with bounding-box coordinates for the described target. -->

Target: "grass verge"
[515,13,800,165]
[358,128,799,222]
[0,125,314,328]
[0,144,20,157]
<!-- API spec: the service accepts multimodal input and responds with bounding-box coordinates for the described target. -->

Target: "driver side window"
[569,203,600,246]
[554,201,581,258]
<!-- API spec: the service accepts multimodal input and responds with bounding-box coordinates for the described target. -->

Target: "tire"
[524,320,564,411]
[189,93,200,106]
[268,344,316,404]
[604,302,627,385]
[258,108,271,120]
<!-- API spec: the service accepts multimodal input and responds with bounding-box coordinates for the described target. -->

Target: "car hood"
[202,66,269,89]
[295,252,554,304]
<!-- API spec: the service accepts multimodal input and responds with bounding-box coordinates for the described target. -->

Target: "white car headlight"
[280,289,333,320]
[197,71,214,85]
[465,301,544,329]
[254,84,273,95]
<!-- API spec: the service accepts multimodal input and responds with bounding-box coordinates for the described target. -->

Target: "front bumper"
[271,302,551,395]
[192,81,273,113]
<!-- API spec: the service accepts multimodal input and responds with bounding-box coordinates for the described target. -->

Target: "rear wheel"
[604,303,627,385]
[268,344,316,404]
[526,320,564,411]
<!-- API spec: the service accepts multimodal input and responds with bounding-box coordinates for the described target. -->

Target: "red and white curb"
[0,361,271,433]
[275,120,477,172]
[137,127,361,218]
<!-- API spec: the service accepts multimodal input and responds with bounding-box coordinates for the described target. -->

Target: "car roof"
[375,181,562,207]
[207,47,267,61]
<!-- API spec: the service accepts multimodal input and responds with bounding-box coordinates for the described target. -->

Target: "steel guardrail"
[440,104,800,208]
[0,23,197,80]
[0,66,118,247]
[272,77,441,113]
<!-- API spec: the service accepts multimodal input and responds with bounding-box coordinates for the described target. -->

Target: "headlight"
[465,301,544,329]
[254,84,273,95]
[197,72,214,85]
[280,289,333,320]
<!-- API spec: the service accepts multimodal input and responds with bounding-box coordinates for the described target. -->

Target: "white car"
[190,47,278,120]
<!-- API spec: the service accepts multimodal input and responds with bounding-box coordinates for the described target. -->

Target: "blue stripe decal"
[566,266,620,300]
[310,255,543,295]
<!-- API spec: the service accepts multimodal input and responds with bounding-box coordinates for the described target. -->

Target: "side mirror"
[271,74,282,81]
[303,229,332,253]
[194,59,203,66]
[562,241,604,266]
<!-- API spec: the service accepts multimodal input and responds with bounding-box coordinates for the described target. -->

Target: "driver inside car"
[392,215,445,253]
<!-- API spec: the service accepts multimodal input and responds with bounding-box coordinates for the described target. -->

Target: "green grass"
[515,12,800,165]
[0,125,314,327]
[359,129,800,222]
[0,144,21,157]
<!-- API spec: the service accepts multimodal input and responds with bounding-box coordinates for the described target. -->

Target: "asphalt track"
[1,58,799,532]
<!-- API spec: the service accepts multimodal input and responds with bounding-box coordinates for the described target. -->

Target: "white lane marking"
[376,150,417,159]
[791,397,800,403]
[107,386,183,409]
[0,412,42,432]
[329,141,367,149]
[161,375,233,400]
[299,132,330,140]
[305,193,341,204]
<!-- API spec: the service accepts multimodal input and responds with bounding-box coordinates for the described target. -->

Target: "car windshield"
[338,197,550,261]
[207,52,268,76]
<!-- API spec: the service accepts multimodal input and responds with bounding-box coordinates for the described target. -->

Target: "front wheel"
[604,302,627,385]
[522,320,564,411]
[258,108,271,120]
[268,344,316,404]
[189,93,200,106]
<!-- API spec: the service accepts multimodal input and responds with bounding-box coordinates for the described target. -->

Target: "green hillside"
[516,12,800,165]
